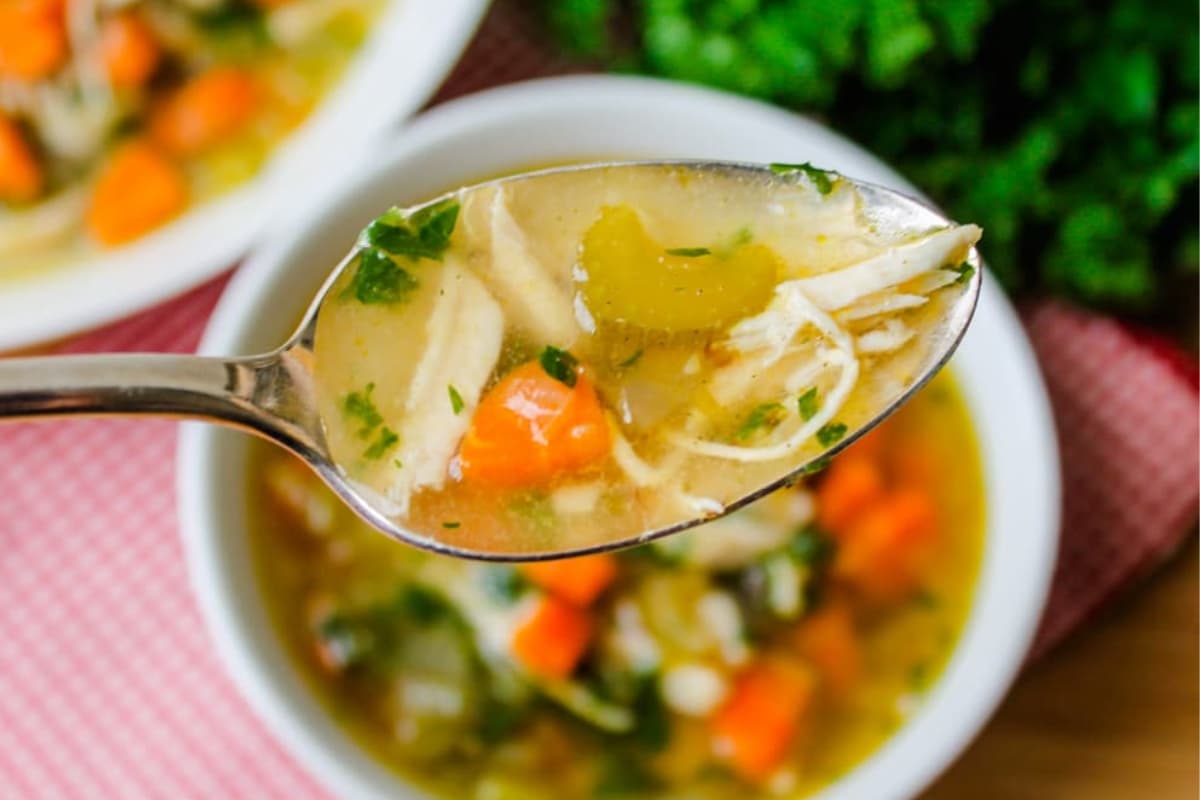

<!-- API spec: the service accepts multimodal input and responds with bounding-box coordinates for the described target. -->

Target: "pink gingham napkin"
[1,3,1197,798]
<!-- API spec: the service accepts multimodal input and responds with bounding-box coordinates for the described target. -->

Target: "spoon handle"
[0,351,323,454]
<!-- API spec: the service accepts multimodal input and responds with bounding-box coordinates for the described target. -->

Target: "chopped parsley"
[798,456,831,476]
[447,384,465,414]
[392,584,451,626]
[441,521,461,529]
[735,402,787,441]
[770,162,836,195]
[945,260,976,285]
[364,196,461,261]
[729,227,753,247]
[797,387,819,421]
[343,383,383,437]
[363,426,399,460]
[539,345,579,387]
[480,565,529,604]
[665,246,712,257]
[343,248,418,305]
[816,422,848,447]
[617,348,644,368]
[789,526,835,566]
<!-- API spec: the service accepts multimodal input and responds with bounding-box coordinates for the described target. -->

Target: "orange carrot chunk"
[816,455,885,536]
[459,359,611,487]
[511,595,594,678]
[711,658,816,782]
[99,13,160,88]
[0,0,67,81]
[0,116,42,202]
[520,553,619,607]
[834,487,938,601]
[86,140,187,245]
[150,68,257,156]
[793,603,861,698]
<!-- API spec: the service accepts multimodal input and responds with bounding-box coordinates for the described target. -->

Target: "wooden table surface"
[924,536,1198,799]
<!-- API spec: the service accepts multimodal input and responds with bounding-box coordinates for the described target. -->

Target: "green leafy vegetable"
[365,196,461,261]
[770,162,836,194]
[789,525,835,566]
[392,584,452,626]
[363,426,399,460]
[343,383,383,437]
[735,402,787,441]
[816,421,848,447]
[343,248,418,305]
[539,345,579,387]
[448,384,465,414]
[480,565,529,604]
[665,246,712,256]
[797,387,819,421]
[542,0,1199,311]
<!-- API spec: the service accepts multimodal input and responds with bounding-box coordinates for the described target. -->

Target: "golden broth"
[248,370,984,799]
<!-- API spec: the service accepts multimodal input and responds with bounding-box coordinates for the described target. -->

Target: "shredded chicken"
[459,187,581,346]
[384,264,503,514]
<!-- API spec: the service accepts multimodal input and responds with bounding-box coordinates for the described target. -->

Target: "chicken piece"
[460,186,580,346]
[383,261,503,513]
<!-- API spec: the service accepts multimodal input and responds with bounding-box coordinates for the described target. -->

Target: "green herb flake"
[539,345,579,387]
[343,383,383,437]
[770,162,836,195]
[798,456,831,477]
[617,348,644,368]
[730,227,753,247]
[363,426,399,460]
[797,387,819,421]
[480,565,529,605]
[944,261,976,285]
[447,384,465,415]
[441,520,461,529]
[392,584,450,626]
[343,248,418,305]
[665,246,712,257]
[816,422,848,447]
[364,196,461,261]
[790,526,835,566]
[735,402,787,442]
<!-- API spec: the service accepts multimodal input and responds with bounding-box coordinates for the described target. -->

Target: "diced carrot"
[99,13,160,89]
[520,553,618,607]
[459,360,611,487]
[149,68,258,156]
[0,116,42,202]
[834,487,938,601]
[816,455,885,536]
[85,140,187,245]
[793,603,861,698]
[511,595,594,678]
[0,0,66,81]
[710,658,816,782]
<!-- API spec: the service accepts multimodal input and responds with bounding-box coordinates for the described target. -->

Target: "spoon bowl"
[0,161,982,560]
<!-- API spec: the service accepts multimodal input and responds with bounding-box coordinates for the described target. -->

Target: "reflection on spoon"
[0,161,982,560]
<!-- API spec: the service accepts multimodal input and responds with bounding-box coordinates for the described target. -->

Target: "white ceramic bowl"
[0,0,488,350]
[179,75,1061,800]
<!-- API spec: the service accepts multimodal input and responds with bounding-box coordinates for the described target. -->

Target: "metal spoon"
[0,161,982,561]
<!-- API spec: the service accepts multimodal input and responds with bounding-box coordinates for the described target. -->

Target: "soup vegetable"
[251,372,984,798]
[0,0,379,271]
[313,164,981,555]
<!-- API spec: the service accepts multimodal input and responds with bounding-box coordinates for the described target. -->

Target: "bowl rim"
[178,74,1061,800]
[0,0,489,351]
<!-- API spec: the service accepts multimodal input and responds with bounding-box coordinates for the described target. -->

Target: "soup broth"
[249,371,985,798]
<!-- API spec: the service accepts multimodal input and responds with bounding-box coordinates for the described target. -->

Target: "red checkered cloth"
[0,3,1196,798]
